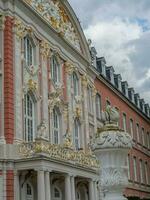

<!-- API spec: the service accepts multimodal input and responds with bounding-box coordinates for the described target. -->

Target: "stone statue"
[101,105,119,125]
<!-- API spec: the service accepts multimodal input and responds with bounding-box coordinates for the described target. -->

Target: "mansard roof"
[22,0,91,61]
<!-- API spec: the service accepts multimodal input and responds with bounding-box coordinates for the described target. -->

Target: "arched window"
[74,118,80,150]
[52,186,62,200]
[96,93,101,119]
[24,93,35,142]
[51,56,60,84]
[24,36,33,66]
[54,187,61,198]
[72,72,79,96]
[52,107,61,144]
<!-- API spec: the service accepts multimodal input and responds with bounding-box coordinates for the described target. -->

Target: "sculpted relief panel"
[24,0,82,52]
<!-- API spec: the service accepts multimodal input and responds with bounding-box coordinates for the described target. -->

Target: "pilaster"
[4,16,14,144]
[13,24,23,142]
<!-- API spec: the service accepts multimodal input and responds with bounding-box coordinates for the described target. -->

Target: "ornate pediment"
[23,0,82,52]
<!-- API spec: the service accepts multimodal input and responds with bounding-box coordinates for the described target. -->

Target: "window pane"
[24,94,34,142]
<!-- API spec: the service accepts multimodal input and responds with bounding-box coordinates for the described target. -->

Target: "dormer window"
[51,56,60,85]
[24,36,33,67]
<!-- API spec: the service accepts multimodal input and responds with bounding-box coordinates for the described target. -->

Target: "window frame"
[122,113,127,132]
[24,93,35,142]
[52,107,61,145]
[51,55,61,85]
[72,72,79,97]
[129,119,134,138]
[95,93,101,119]
[24,36,34,67]
[87,86,93,114]
[73,118,81,150]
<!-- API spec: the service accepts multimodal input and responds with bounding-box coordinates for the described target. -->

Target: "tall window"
[145,162,149,185]
[87,87,93,113]
[96,93,101,119]
[130,119,134,138]
[24,93,35,142]
[26,183,33,200]
[51,56,60,84]
[122,113,127,132]
[127,154,131,180]
[74,119,80,150]
[0,74,2,103]
[141,128,145,146]
[139,160,144,184]
[147,132,150,149]
[24,37,33,66]
[133,157,137,182]
[136,123,140,143]
[52,107,61,144]
[72,72,79,96]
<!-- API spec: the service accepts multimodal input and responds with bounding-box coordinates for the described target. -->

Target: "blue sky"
[68,0,150,104]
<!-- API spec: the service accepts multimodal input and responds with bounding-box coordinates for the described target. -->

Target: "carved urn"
[92,106,132,200]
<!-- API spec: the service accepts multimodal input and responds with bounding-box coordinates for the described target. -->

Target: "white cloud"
[84,18,143,86]
[69,0,150,104]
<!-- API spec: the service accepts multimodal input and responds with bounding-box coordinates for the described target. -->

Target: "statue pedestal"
[93,124,132,200]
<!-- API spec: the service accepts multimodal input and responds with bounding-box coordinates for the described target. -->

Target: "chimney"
[90,47,97,68]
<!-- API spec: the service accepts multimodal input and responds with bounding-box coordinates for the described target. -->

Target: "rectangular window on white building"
[87,87,93,114]
[133,157,137,182]
[123,113,127,132]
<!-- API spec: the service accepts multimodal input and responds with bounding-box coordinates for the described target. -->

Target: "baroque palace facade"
[0,0,149,200]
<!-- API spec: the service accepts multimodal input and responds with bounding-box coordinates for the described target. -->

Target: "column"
[45,171,51,200]
[14,171,20,200]
[94,180,98,200]
[89,179,95,200]
[37,170,45,200]
[71,176,76,200]
[65,174,71,200]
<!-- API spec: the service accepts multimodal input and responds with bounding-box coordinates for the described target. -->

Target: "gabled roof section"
[23,0,91,61]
